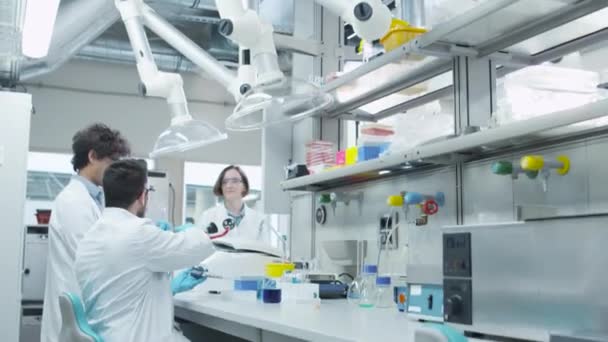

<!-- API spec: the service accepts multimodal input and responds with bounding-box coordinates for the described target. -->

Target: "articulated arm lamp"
[315,0,392,42]
[115,0,389,157]
[116,0,332,158]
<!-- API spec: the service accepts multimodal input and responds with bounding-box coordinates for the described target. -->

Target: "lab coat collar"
[223,202,245,216]
[224,202,245,226]
[102,207,146,223]
[73,174,104,209]
[101,207,157,232]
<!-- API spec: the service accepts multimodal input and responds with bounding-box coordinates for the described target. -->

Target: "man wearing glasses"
[75,159,215,342]
[41,124,131,342]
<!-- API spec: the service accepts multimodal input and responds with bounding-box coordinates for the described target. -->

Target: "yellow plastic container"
[387,195,404,207]
[520,155,545,172]
[265,262,295,278]
[520,155,570,175]
[380,18,427,52]
[346,146,358,165]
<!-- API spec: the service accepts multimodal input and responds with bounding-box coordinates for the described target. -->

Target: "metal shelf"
[282,98,608,192]
[321,0,608,121]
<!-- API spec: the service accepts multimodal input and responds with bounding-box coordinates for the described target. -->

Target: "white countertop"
[174,291,445,342]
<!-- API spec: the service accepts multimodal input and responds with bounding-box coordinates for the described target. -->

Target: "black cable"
[338,273,354,282]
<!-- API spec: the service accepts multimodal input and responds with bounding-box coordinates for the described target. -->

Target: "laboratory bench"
[174,292,451,342]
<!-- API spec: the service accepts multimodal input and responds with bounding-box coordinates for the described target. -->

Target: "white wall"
[0,92,32,342]
[184,162,262,190]
[25,60,262,165]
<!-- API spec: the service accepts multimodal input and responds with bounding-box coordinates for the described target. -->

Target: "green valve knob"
[525,170,540,179]
[491,161,513,175]
[319,194,332,204]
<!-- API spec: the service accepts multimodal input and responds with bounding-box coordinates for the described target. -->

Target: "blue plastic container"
[358,146,381,161]
[257,278,277,300]
[378,143,390,154]
[262,288,282,303]
[234,279,261,291]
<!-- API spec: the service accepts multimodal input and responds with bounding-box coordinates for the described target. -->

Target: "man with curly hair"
[41,123,131,342]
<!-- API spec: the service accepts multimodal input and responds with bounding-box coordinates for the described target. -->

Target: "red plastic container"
[35,209,51,224]
[305,140,335,172]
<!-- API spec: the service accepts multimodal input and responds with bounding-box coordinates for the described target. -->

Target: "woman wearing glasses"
[198,165,270,243]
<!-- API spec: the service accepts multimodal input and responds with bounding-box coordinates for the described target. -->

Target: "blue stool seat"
[58,292,104,342]
[415,323,468,342]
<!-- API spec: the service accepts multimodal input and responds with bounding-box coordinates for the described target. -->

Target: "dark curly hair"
[103,159,148,209]
[71,123,131,172]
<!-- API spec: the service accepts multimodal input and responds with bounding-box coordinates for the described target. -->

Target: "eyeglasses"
[222,178,243,185]
[145,185,156,196]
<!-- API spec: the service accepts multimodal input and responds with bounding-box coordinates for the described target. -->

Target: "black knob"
[218,19,234,37]
[206,222,218,234]
[24,268,30,275]
[446,295,463,316]
[353,2,374,21]
[138,83,147,97]
[239,83,252,95]
[241,49,251,65]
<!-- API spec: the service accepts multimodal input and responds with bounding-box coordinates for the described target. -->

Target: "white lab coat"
[75,208,215,342]
[41,179,101,342]
[198,204,271,243]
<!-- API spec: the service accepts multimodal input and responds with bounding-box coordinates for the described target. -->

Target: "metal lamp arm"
[215,0,284,86]
[140,4,246,98]
[115,0,246,101]
[314,0,392,42]
[116,0,191,122]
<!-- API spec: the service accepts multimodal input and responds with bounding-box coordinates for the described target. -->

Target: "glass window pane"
[377,95,455,152]
[25,152,74,225]
[494,56,608,125]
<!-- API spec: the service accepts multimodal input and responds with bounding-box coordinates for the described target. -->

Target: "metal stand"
[453,55,496,225]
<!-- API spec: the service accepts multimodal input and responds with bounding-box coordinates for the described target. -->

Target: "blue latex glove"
[174,223,195,233]
[156,220,172,232]
[171,268,207,295]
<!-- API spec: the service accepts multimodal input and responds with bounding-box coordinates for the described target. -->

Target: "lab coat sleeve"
[138,224,215,272]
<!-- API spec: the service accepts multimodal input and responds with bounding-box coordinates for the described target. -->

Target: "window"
[24,152,154,226]
[494,52,608,129]
[27,171,72,201]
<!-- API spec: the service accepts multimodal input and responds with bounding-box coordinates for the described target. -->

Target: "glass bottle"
[358,264,378,308]
[375,276,393,308]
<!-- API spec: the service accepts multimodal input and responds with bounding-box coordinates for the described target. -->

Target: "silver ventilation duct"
[0,0,24,86]
[19,0,120,81]
[12,0,295,83]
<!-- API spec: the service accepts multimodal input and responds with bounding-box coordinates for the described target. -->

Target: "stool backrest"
[58,292,104,342]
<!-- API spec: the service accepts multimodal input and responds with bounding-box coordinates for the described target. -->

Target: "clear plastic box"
[358,123,395,146]
[305,140,335,173]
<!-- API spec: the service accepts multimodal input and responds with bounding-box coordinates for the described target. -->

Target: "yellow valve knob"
[520,155,545,171]
[555,155,570,175]
[387,195,404,207]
